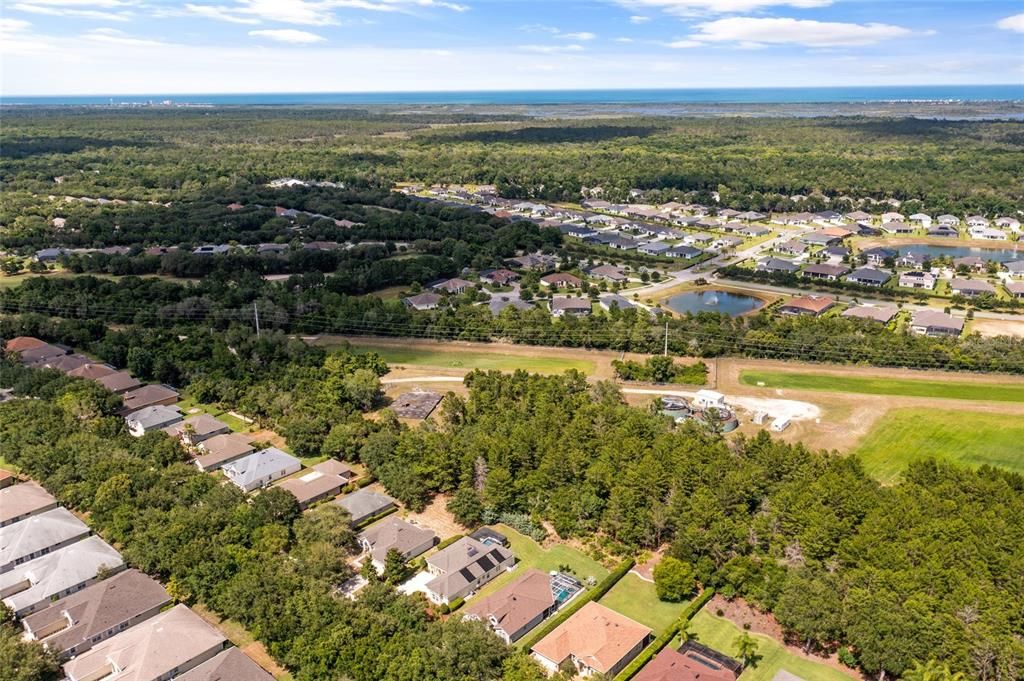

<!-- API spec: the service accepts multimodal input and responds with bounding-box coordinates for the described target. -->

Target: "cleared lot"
[740,370,1024,403]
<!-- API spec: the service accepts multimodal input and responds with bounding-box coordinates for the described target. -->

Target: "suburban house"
[550,297,593,317]
[970,227,1008,241]
[34,247,70,262]
[66,363,116,381]
[880,221,914,235]
[899,271,937,289]
[881,212,906,223]
[937,214,960,226]
[403,292,443,311]
[587,264,628,283]
[125,405,183,437]
[842,305,899,324]
[801,264,848,281]
[192,244,231,256]
[162,413,231,445]
[637,242,671,256]
[845,210,872,221]
[756,257,799,274]
[506,253,558,271]
[1004,261,1024,279]
[995,217,1021,230]
[0,471,12,490]
[334,489,396,525]
[194,433,255,472]
[1,481,58,527]
[800,232,841,247]
[845,267,892,287]
[928,225,959,238]
[3,336,48,353]
[1005,281,1024,299]
[896,252,927,269]
[480,269,520,286]
[738,225,770,237]
[432,278,474,294]
[358,517,437,570]
[311,458,355,481]
[463,568,558,644]
[0,536,125,617]
[735,211,766,221]
[599,294,637,312]
[274,470,347,510]
[666,245,703,259]
[949,278,997,297]
[16,342,69,365]
[861,247,896,266]
[778,295,836,317]
[541,273,583,289]
[953,256,987,272]
[222,448,302,493]
[966,215,990,228]
[633,643,742,681]
[489,298,535,315]
[424,536,516,605]
[814,210,844,224]
[95,371,143,395]
[910,310,964,337]
[176,648,275,681]
[21,569,171,660]
[118,384,180,415]
[683,232,715,246]
[531,601,653,678]
[909,213,933,227]
[62,604,228,681]
[32,354,91,373]
[0,507,91,574]
[776,240,807,256]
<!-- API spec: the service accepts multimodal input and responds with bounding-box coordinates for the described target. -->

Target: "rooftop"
[1,507,91,572]
[463,568,554,641]
[531,601,652,674]
[0,481,58,526]
[195,433,255,471]
[174,648,275,681]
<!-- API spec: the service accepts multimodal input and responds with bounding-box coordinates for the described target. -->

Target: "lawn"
[688,611,856,681]
[175,396,255,433]
[854,408,1024,483]
[599,573,688,635]
[740,370,1024,403]
[349,345,596,375]
[469,525,609,604]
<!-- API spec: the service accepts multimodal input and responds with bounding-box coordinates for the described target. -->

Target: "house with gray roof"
[1003,260,1024,278]
[910,310,964,337]
[756,257,799,274]
[598,294,637,312]
[1,507,91,573]
[22,569,171,660]
[488,298,535,316]
[666,245,702,259]
[801,264,848,281]
[194,433,254,472]
[16,343,69,365]
[222,448,302,493]
[0,482,58,527]
[842,305,898,324]
[358,517,437,570]
[119,384,180,415]
[424,536,515,605]
[334,489,396,525]
[125,405,183,437]
[403,292,442,311]
[550,297,592,317]
[162,413,230,445]
[95,371,143,394]
[637,242,671,256]
[62,604,227,681]
[176,648,275,681]
[845,268,891,287]
[950,278,996,297]
[1,536,125,616]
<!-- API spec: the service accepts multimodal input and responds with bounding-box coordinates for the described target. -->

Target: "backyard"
[348,344,597,375]
[598,573,689,635]
[739,370,1024,403]
[688,611,856,681]
[853,408,1024,483]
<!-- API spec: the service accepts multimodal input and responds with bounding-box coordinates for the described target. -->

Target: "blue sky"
[1,0,1022,95]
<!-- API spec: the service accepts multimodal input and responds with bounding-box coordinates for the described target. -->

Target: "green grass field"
[470,525,609,604]
[854,408,1024,483]
[349,345,596,375]
[740,370,1024,403]
[599,573,688,634]
[688,611,856,681]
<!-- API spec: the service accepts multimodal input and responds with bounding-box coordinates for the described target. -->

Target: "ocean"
[3,85,1022,107]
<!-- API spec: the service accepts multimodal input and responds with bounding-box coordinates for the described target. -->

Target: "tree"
[901,659,966,681]
[653,556,697,602]
[382,548,409,584]
[448,487,484,527]
[734,632,759,668]
[343,369,382,411]
[0,620,61,681]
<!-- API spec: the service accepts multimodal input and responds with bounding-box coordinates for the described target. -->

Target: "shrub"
[654,557,698,602]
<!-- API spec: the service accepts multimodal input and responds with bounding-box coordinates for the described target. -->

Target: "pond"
[899,244,1022,263]
[666,290,765,316]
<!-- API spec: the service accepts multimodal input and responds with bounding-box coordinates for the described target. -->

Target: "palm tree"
[733,632,759,668]
[901,659,966,681]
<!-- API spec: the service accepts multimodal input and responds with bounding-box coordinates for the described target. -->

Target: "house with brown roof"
[778,295,836,317]
[32,354,91,373]
[119,384,180,415]
[633,643,742,681]
[95,371,143,395]
[3,336,48,353]
[550,297,592,317]
[66,363,117,381]
[22,569,171,660]
[274,470,347,509]
[194,433,255,472]
[531,601,652,678]
[588,264,628,283]
[1005,281,1024,299]
[541,273,583,289]
[162,414,231,445]
[463,568,557,643]
[175,648,274,681]
[910,310,964,337]
[0,471,13,490]
[842,305,898,324]
[432,277,474,294]
[0,481,59,527]
[62,604,227,681]
[358,517,437,570]
[480,269,520,286]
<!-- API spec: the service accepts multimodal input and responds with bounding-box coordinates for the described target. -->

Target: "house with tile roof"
[531,601,652,678]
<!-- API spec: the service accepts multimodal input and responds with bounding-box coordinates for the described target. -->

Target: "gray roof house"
[1004,260,1024,278]
[162,413,231,445]
[910,310,964,337]
[424,536,516,605]
[1,536,125,617]
[666,245,703,259]
[194,433,255,472]
[403,292,443,311]
[62,604,227,681]
[598,294,637,312]
[844,268,891,287]
[222,448,302,493]
[842,305,899,324]
[802,264,849,281]
[125,405,183,437]
[1,507,91,574]
[334,489,396,525]
[756,257,799,274]
[949,278,997,297]
[1,482,58,527]
[550,297,592,317]
[637,242,671,256]
[21,569,171,660]
[176,648,275,681]
[358,517,437,569]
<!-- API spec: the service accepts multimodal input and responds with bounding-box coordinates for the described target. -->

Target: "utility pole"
[663,320,669,356]
[253,302,261,338]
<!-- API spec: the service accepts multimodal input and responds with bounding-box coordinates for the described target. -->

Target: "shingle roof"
[334,489,396,523]
[126,405,183,431]
[425,537,515,601]
[842,306,898,323]
[1,507,91,572]
[95,371,143,394]
[531,602,651,674]
[121,384,180,412]
[195,434,255,471]
[274,470,346,506]
[3,336,47,353]
[162,414,229,440]
[912,310,964,331]
[66,363,117,380]
[222,448,301,489]
[358,517,436,564]
[175,648,275,681]
[463,568,554,640]
[0,482,58,526]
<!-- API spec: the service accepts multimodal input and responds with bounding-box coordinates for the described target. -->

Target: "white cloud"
[15,0,134,6]
[618,0,831,17]
[614,37,634,42]
[521,24,596,40]
[996,13,1024,33]
[249,28,326,43]
[689,17,915,47]
[667,39,700,48]
[183,0,466,26]
[183,3,261,23]
[518,43,585,53]
[563,31,596,40]
[629,15,650,23]
[11,3,133,21]
[0,17,33,36]
[80,27,166,45]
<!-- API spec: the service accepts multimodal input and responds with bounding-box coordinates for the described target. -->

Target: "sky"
[1,0,1022,95]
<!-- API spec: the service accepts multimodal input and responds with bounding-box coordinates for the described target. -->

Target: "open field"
[689,611,856,681]
[599,573,689,635]
[351,344,596,374]
[739,370,1024,403]
[853,408,1024,483]
[469,525,609,605]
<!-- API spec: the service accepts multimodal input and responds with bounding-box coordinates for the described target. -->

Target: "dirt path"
[191,603,289,679]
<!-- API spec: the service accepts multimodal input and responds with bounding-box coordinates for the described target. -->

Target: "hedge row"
[433,533,465,552]
[613,588,716,681]
[352,505,398,532]
[517,557,635,651]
